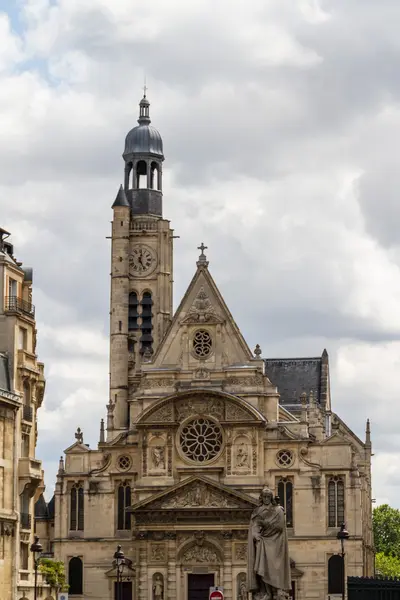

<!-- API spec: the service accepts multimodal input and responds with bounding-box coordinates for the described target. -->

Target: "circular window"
[180,418,223,463]
[276,449,294,468]
[193,330,213,359]
[118,455,131,471]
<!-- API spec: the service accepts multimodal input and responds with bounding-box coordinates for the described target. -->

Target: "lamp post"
[114,545,125,600]
[337,522,350,600]
[30,535,43,600]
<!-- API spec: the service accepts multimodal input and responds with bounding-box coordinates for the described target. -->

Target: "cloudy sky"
[1,0,400,506]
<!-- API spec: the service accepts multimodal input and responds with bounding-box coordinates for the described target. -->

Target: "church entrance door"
[188,574,214,600]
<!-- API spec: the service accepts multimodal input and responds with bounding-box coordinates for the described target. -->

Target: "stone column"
[138,539,148,600]
[222,532,233,600]
[167,534,177,600]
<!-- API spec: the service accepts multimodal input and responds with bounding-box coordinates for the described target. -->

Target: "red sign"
[210,589,224,600]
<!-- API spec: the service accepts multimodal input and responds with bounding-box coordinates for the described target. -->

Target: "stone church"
[36,95,374,600]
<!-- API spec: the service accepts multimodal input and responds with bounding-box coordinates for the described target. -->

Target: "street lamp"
[113,545,125,600]
[337,522,350,600]
[30,535,43,600]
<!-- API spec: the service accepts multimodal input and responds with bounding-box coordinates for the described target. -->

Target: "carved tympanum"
[160,482,238,509]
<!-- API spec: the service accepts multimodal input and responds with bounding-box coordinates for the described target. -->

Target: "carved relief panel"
[149,543,166,563]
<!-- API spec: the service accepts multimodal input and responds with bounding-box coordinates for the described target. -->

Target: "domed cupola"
[123,94,164,217]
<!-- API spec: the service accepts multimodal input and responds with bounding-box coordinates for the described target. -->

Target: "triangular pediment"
[130,475,258,512]
[64,442,90,454]
[150,265,255,370]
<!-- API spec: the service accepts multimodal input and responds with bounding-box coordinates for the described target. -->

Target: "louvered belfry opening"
[140,292,153,354]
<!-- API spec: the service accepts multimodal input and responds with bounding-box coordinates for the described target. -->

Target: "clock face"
[129,245,157,276]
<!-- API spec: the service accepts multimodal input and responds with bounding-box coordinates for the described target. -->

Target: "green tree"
[375,552,400,577]
[373,504,400,557]
[38,558,68,593]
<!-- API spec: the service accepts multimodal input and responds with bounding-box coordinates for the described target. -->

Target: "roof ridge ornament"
[197,242,209,268]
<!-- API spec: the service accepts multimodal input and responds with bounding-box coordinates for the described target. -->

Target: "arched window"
[68,556,83,595]
[128,292,139,332]
[140,292,153,355]
[328,554,344,595]
[136,160,147,189]
[70,484,84,531]
[150,162,159,190]
[277,477,293,527]
[117,482,131,530]
[125,162,132,190]
[328,476,345,527]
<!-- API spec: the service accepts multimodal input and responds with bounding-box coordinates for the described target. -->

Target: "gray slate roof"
[264,350,329,409]
[0,353,10,391]
[34,494,55,520]
[124,124,163,157]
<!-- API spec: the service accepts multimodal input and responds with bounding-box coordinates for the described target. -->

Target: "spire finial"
[365,418,371,447]
[99,419,105,444]
[143,75,147,98]
[58,456,65,474]
[197,243,209,267]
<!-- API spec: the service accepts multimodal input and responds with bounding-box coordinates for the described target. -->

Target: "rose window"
[276,449,294,467]
[118,455,131,471]
[180,418,223,462]
[192,330,213,358]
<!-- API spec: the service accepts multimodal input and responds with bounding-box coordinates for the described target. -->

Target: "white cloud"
[1,0,400,507]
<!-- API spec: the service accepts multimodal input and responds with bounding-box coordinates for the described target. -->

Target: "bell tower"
[108,93,174,437]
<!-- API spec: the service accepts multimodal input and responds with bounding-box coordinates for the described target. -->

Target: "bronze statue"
[247,486,291,600]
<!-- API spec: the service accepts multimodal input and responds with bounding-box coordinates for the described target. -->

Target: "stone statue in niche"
[238,574,248,600]
[236,443,249,468]
[151,446,165,469]
[247,487,291,600]
[153,573,164,600]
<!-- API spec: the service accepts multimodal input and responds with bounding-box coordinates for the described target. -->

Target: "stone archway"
[177,539,223,600]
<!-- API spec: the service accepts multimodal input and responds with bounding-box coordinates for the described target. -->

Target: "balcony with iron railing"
[4,296,35,318]
[20,512,32,530]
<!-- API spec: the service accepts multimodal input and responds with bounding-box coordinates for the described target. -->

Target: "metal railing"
[22,405,33,422]
[4,296,35,317]
[20,512,32,530]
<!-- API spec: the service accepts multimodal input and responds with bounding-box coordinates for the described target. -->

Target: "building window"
[20,542,29,570]
[328,554,344,595]
[277,477,293,527]
[117,482,132,530]
[70,484,84,531]
[8,277,17,297]
[192,329,213,359]
[18,327,28,350]
[21,433,30,458]
[68,556,83,595]
[180,417,223,463]
[328,476,345,527]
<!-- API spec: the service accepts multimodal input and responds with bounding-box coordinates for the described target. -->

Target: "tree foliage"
[38,558,68,592]
[375,552,400,578]
[373,504,400,557]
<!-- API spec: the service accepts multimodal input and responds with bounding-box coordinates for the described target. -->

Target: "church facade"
[38,95,374,600]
